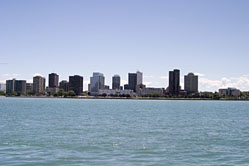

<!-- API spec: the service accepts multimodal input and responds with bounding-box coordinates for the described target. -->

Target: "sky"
[0,0,249,91]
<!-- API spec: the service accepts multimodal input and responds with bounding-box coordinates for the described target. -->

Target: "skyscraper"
[26,83,33,93]
[6,79,15,94]
[184,73,198,94]
[90,72,105,95]
[6,79,26,95]
[112,75,121,90]
[128,71,143,92]
[48,73,59,93]
[49,73,59,88]
[169,69,180,95]
[15,80,26,95]
[69,75,83,95]
[33,76,46,94]
[59,80,69,92]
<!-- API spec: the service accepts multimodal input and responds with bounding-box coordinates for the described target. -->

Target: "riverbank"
[2,95,249,101]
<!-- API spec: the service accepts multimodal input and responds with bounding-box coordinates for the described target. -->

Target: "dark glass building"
[6,79,15,94]
[112,75,120,90]
[69,75,83,95]
[59,80,69,92]
[169,69,180,95]
[128,71,143,92]
[6,79,26,95]
[15,80,26,95]
[49,73,59,88]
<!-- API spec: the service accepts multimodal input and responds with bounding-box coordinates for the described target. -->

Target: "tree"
[68,90,76,97]
[151,93,160,98]
[0,90,5,96]
[53,92,58,97]
[27,90,34,96]
[58,89,65,97]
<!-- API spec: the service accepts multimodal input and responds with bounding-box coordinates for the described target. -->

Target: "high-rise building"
[184,73,198,94]
[49,73,59,88]
[69,75,83,95]
[6,79,16,94]
[15,80,26,95]
[33,76,46,94]
[6,79,26,95]
[48,73,59,93]
[0,83,6,92]
[90,72,105,95]
[112,75,120,90]
[59,80,69,92]
[128,71,143,92]
[169,69,180,95]
[26,83,33,93]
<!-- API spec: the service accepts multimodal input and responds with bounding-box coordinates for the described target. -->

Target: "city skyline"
[1,70,249,92]
[0,0,249,91]
[1,70,245,93]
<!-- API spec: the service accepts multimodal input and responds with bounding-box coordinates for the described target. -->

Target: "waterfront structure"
[184,73,198,94]
[112,75,121,90]
[6,79,15,94]
[48,73,59,93]
[15,80,26,95]
[33,76,46,94]
[98,89,134,96]
[6,79,26,95]
[219,88,240,97]
[128,71,143,92]
[88,84,91,92]
[136,84,164,97]
[169,69,180,95]
[59,80,69,92]
[124,84,129,90]
[90,72,105,95]
[26,83,33,93]
[69,75,83,95]
[0,83,6,92]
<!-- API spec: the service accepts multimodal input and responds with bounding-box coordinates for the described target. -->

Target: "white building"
[0,83,6,92]
[136,84,164,96]
[219,88,240,97]
[98,89,134,96]
[90,72,105,95]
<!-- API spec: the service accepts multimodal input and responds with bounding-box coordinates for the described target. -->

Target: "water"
[0,98,249,165]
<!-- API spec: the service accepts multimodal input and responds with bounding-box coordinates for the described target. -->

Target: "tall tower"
[33,76,46,94]
[49,73,59,88]
[169,69,180,95]
[184,73,198,94]
[90,72,105,95]
[69,75,83,95]
[112,75,121,90]
[128,71,143,92]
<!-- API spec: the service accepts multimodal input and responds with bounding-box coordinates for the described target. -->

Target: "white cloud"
[121,79,128,86]
[83,80,90,91]
[199,75,249,92]
[194,73,205,77]
[144,75,153,78]
[33,73,42,77]
[160,76,168,79]
[144,81,153,86]
[1,73,20,77]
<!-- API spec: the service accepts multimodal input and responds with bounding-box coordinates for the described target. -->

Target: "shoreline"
[2,96,249,101]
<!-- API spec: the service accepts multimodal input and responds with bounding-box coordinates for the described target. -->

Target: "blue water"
[0,98,249,165]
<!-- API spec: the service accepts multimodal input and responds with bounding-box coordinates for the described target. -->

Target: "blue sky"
[0,0,249,91]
